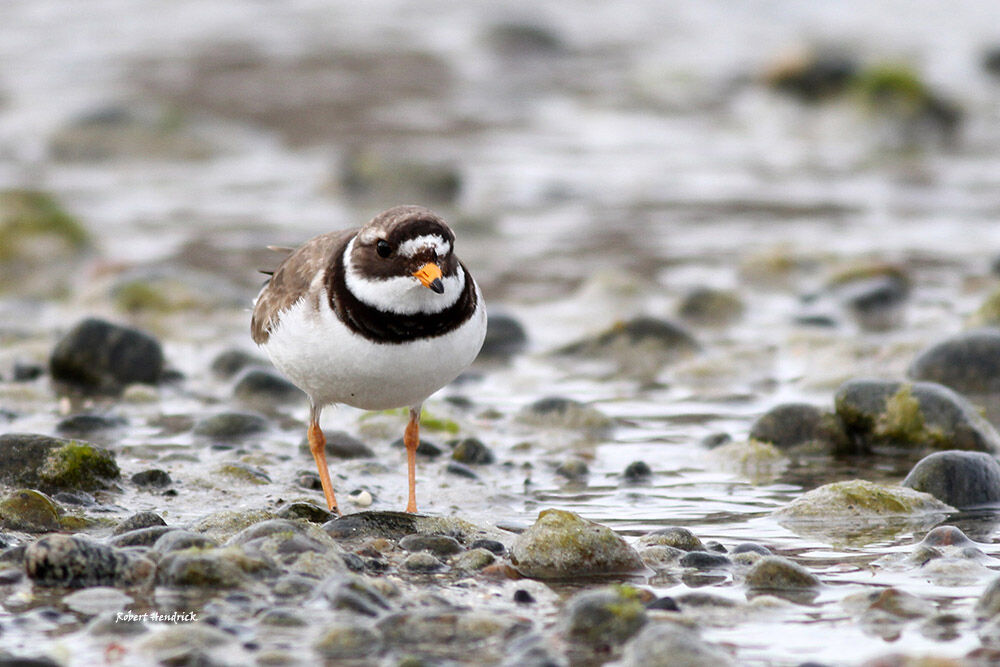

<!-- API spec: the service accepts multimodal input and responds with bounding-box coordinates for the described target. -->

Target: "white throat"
[343,237,465,315]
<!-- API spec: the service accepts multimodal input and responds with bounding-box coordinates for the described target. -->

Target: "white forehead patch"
[397,234,451,259]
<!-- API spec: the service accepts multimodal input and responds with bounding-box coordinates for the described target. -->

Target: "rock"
[340,148,462,204]
[450,437,495,464]
[484,21,565,56]
[276,502,335,524]
[210,349,264,378]
[479,311,528,360]
[622,460,652,482]
[519,397,613,433]
[399,534,464,557]
[919,525,976,548]
[12,361,44,381]
[908,330,1000,395]
[678,287,744,327]
[298,430,374,459]
[776,480,954,520]
[55,413,125,438]
[190,508,276,542]
[155,547,267,589]
[113,511,167,535]
[749,403,850,453]
[108,526,175,548]
[377,609,526,656]
[639,545,684,571]
[314,623,383,660]
[0,433,120,493]
[233,367,304,408]
[555,458,589,482]
[622,622,734,667]
[834,379,1000,454]
[153,530,219,555]
[323,574,394,616]
[214,462,271,485]
[764,48,857,102]
[561,586,647,649]
[976,575,1000,618]
[192,412,269,439]
[49,318,163,392]
[390,435,443,458]
[453,548,495,571]
[0,489,62,532]
[901,451,1000,508]
[639,527,705,552]
[402,552,445,573]
[226,518,346,577]
[25,534,151,588]
[511,509,645,579]
[555,316,698,378]
[324,511,503,545]
[745,556,821,591]
[680,551,732,570]
[471,539,505,555]
[130,469,172,488]
[446,461,478,479]
[970,288,1000,328]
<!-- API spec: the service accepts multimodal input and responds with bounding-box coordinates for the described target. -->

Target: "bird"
[250,205,486,514]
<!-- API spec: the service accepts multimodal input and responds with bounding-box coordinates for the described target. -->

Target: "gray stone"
[479,311,528,360]
[112,511,167,535]
[450,437,495,464]
[639,526,705,552]
[749,402,850,452]
[25,534,139,588]
[744,556,821,591]
[193,412,268,439]
[909,329,1000,395]
[562,586,647,648]
[902,450,1000,508]
[233,367,304,407]
[49,318,164,391]
[399,533,464,557]
[0,433,120,493]
[622,622,734,667]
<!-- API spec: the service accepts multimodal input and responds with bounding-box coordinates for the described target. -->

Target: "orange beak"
[413,263,444,294]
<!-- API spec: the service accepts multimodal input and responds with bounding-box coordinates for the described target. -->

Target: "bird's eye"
[376,240,392,258]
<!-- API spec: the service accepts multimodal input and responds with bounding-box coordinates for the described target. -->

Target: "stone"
[155,548,261,589]
[749,403,850,453]
[314,623,383,660]
[399,534,464,557]
[153,530,219,555]
[834,379,1000,454]
[453,548,496,571]
[377,609,525,654]
[511,509,645,579]
[55,413,125,438]
[776,480,955,520]
[624,622,734,666]
[557,316,698,360]
[232,368,304,408]
[908,330,1000,395]
[0,433,120,494]
[902,451,1000,508]
[108,526,175,548]
[555,458,589,481]
[450,438,495,464]
[402,551,445,573]
[623,460,652,482]
[0,489,62,532]
[323,574,393,616]
[478,311,528,360]
[298,430,375,459]
[25,534,141,588]
[679,552,732,570]
[519,397,613,433]
[193,412,269,439]
[276,502,335,524]
[210,349,264,378]
[976,575,1000,618]
[744,556,821,591]
[639,527,705,552]
[562,586,647,648]
[49,318,163,391]
[130,469,172,488]
[764,49,857,102]
[323,511,502,546]
[678,287,744,327]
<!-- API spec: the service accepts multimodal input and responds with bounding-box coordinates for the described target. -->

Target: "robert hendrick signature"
[115,610,198,624]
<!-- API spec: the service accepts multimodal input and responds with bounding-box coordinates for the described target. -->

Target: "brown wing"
[250,229,355,344]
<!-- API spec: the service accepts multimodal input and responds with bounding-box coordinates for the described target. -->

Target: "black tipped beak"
[429,277,445,294]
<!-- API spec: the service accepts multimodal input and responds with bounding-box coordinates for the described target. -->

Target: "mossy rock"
[0,433,120,493]
[0,189,89,261]
[0,489,62,532]
[969,289,1000,328]
[776,479,954,520]
[562,585,648,648]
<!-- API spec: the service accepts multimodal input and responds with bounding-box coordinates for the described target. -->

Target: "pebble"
[49,317,164,391]
[639,526,705,552]
[446,461,479,478]
[519,396,613,433]
[399,533,464,557]
[776,479,955,520]
[232,367,304,407]
[108,526,176,548]
[156,547,268,589]
[901,450,1000,508]
[623,460,652,482]
[556,315,699,363]
[112,511,166,535]
[908,329,1000,395]
[450,437,495,464]
[390,436,443,457]
[749,402,849,452]
[679,551,733,570]
[471,539,505,555]
[193,412,269,439]
[275,501,335,523]
[555,458,589,481]
[744,556,821,591]
[511,509,645,579]
[210,349,265,378]
[622,622,734,667]
[130,468,172,488]
[834,379,1000,454]
[976,575,1000,618]
[323,511,500,545]
[25,534,150,588]
[402,551,445,573]
[153,530,219,555]
[479,310,528,360]
[55,413,125,438]
[348,489,373,507]
[0,489,62,532]
[561,586,648,649]
[376,609,525,655]
[314,623,383,660]
[453,548,495,571]
[323,574,394,616]
[299,430,375,459]
[678,287,745,327]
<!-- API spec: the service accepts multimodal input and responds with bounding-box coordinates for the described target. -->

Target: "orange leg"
[307,405,338,513]
[403,406,421,513]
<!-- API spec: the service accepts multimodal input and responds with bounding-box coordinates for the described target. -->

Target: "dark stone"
[908,330,1000,395]
[749,403,849,452]
[562,587,647,648]
[112,511,167,535]
[193,412,268,439]
[390,436,442,458]
[210,349,264,378]
[450,438,495,464]
[479,311,528,360]
[49,318,164,392]
[0,490,61,532]
[623,460,652,482]
[646,596,680,611]
[300,431,374,459]
[557,316,698,358]
[919,525,975,548]
[902,451,1000,508]
[55,414,125,437]
[276,502,334,524]
[471,539,505,555]
[766,51,858,102]
[986,48,1000,77]
[446,461,478,479]
[678,287,744,327]
[485,21,565,56]
[232,368,303,406]
[153,530,219,554]
[555,458,589,481]
[25,534,126,588]
[0,433,120,493]
[108,526,175,548]
[322,574,394,617]
[12,361,44,381]
[731,543,773,556]
[401,551,444,573]
[834,379,1000,454]
[399,534,464,557]
[130,469,172,488]
[679,551,732,570]
[514,589,536,604]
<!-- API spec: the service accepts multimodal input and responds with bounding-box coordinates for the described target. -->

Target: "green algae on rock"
[777,480,955,520]
[744,556,821,592]
[0,489,62,532]
[562,585,648,651]
[0,433,120,494]
[511,509,645,580]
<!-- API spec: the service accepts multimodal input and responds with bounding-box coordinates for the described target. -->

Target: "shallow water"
[3,1,1000,665]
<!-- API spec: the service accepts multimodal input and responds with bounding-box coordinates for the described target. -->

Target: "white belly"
[261,288,486,410]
